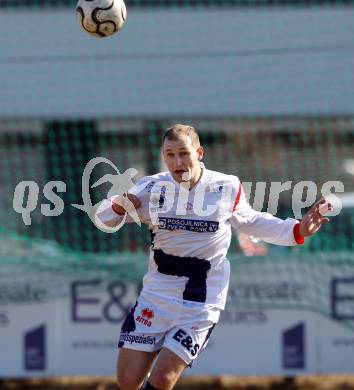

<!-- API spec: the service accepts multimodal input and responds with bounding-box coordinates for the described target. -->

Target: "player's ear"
[197,146,204,161]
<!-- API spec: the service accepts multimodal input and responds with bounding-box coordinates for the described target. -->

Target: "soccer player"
[95,124,331,390]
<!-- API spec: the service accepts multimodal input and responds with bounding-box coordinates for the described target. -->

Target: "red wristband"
[293,223,305,245]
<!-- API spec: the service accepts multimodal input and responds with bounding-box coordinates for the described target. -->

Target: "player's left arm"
[230,178,332,246]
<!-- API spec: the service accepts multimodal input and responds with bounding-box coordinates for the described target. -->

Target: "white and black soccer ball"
[76,0,127,38]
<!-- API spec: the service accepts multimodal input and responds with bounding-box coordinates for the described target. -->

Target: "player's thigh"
[117,348,157,389]
[148,347,188,390]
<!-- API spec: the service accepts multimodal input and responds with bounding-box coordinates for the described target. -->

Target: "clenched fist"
[112,193,141,216]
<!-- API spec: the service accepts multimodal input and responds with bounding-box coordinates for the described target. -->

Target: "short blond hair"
[162,124,200,148]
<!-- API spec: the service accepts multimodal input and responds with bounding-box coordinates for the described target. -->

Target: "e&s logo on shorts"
[172,328,200,357]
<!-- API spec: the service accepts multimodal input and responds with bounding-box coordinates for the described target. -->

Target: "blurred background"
[0,0,354,384]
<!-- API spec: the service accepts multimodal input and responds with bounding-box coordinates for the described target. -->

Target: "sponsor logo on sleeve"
[208,184,228,193]
[145,181,156,193]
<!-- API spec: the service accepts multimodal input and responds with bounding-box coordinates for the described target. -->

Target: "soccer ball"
[76,0,127,38]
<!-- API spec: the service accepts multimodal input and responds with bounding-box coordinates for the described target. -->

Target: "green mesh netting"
[1,118,353,253]
[1,124,354,330]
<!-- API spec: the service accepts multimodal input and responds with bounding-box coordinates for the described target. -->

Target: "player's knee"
[117,370,141,390]
[149,371,177,390]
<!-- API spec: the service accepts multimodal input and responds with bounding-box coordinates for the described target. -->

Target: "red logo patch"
[141,308,154,319]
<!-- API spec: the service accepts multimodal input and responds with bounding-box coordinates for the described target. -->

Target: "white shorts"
[118,292,220,365]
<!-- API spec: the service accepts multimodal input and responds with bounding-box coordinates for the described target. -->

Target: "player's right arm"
[94,177,152,229]
[112,194,141,216]
[94,195,139,229]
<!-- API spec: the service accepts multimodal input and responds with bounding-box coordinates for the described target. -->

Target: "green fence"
[1,118,353,329]
[0,0,353,332]
[1,117,353,255]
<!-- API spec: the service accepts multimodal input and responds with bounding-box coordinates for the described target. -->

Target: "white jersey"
[96,166,300,309]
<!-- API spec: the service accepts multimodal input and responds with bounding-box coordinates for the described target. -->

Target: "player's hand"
[112,193,141,216]
[299,198,332,237]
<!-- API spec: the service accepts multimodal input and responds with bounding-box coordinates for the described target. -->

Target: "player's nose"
[175,156,183,166]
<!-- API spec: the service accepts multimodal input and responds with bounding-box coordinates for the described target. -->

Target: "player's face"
[163,136,204,186]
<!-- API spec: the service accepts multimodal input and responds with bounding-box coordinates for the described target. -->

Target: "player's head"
[162,124,204,186]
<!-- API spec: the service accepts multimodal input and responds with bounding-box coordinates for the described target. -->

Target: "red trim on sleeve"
[232,183,243,212]
[293,223,305,245]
